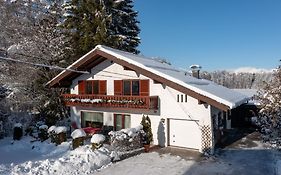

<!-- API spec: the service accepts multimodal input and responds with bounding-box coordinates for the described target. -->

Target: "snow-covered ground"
[0,134,281,175]
[0,137,111,175]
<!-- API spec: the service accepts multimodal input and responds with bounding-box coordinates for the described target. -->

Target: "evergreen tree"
[63,0,140,59]
[257,62,281,145]
[107,0,140,54]
[140,115,153,144]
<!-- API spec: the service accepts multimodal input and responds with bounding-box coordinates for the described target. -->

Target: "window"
[132,80,140,96]
[123,80,131,95]
[177,94,188,103]
[85,81,93,94]
[114,79,149,96]
[115,114,123,131]
[114,114,131,131]
[93,81,99,94]
[78,80,106,95]
[81,112,103,128]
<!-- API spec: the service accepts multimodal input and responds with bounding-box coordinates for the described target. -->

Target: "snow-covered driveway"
[94,149,280,175]
[187,149,278,175]
[95,130,281,175]
[95,152,195,175]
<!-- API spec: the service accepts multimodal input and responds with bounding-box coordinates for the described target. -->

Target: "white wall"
[69,60,215,150]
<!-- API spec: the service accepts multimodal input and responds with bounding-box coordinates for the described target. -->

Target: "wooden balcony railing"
[62,94,159,110]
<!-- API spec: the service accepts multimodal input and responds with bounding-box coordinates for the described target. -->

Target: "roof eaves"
[46,46,101,87]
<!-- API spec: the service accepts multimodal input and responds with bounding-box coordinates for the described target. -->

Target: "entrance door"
[169,119,201,150]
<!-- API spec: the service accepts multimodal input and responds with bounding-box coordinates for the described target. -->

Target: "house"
[47,45,249,154]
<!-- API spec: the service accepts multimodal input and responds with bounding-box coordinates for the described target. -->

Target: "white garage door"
[169,119,201,150]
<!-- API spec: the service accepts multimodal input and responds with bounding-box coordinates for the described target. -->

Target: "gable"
[47,45,248,111]
[48,50,107,87]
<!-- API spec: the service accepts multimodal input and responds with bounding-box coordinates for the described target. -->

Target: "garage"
[168,119,201,150]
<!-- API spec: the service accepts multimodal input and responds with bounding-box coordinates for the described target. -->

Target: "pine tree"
[63,0,140,59]
[141,115,153,144]
[63,0,109,59]
[107,0,140,54]
[257,62,281,145]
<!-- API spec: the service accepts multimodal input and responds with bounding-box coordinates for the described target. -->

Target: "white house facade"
[47,45,249,154]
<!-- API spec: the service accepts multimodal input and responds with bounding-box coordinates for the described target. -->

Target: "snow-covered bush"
[108,125,143,152]
[91,134,105,150]
[71,129,86,149]
[38,125,48,142]
[55,126,67,134]
[48,125,57,143]
[3,112,33,137]
[13,123,23,140]
[23,120,45,137]
[257,65,281,147]
[54,126,67,145]
[47,126,68,145]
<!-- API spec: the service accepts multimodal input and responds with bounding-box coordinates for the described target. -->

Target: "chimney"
[190,64,202,79]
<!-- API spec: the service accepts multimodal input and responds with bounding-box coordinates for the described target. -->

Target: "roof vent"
[190,64,202,79]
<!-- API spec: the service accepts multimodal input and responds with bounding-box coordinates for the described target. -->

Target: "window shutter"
[140,79,149,96]
[114,80,123,95]
[78,80,85,94]
[99,80,107,95]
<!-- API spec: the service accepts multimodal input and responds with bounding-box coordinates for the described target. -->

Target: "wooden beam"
[123,66,134,71]
[153,80,162,84]
[198,100,207,105]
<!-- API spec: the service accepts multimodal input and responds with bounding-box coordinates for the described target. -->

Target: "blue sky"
[134,0,281,71]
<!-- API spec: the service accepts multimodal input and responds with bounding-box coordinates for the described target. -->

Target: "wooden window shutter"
[99,80,107,95]
[114,80,123,95]
[78,80,85,94]
[140,79,149,96]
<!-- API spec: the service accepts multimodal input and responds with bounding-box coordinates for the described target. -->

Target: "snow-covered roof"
[233,89,260,106]
[232,89,257,98]
[47,45,249,110]
[97,45,248,109]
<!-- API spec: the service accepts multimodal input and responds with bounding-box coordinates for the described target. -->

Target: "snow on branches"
[257,64,281,147]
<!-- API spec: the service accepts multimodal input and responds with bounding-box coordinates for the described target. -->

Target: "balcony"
[62,94,159,110]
